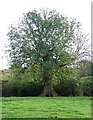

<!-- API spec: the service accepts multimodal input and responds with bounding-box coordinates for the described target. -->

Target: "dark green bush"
[19,81,44,96]
[2,80,44,96]
[2,80,20,96]
[79,76,93,96]
[2,76,93,96]
[54,79,80,96]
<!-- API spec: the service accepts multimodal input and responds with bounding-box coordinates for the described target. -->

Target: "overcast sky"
[0,0,92,70]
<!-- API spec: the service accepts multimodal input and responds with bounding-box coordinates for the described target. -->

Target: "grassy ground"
[2,97,92,118]
[0,69,11,80]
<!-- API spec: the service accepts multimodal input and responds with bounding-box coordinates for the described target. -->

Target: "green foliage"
[7,8,80,85]
[3,60,92,97]
[78,60,92,77]
[78,76,93,96]
[5,9,92,97]
[75,60,93,96]
[2,79,44,96]
[2,80,19,96]
[53,67,80,96]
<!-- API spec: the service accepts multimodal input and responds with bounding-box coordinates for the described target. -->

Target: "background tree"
[74,31,90,60]
[7,9,81,96]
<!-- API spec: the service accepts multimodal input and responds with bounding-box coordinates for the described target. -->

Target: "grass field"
[2,97,92,118]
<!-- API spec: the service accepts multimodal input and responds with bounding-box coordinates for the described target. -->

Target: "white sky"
[0,0,92,70]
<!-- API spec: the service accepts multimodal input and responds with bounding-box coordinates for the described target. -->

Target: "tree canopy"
[7,9,81,86]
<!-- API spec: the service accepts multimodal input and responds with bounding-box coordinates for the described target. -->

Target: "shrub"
[54,79,80,96]
[79,76,93,96]
[2,80,44,96]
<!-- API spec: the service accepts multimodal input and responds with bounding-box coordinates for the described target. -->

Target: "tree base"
[40,84,57,97]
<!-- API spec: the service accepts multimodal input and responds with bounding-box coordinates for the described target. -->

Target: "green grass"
[2,97,92,118]
[0,69,11,80]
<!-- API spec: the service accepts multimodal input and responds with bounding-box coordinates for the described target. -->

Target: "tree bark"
[40,84,57,97]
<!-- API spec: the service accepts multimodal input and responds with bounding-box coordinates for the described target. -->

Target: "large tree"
[7,9,80,96]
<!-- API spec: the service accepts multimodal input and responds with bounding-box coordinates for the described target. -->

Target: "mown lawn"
[2,97,92,118]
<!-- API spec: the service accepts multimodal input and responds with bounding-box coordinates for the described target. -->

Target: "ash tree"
[7,9,80,96]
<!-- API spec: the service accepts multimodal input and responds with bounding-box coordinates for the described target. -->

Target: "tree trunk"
[40,64,57,97]
[40,84,57,97]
